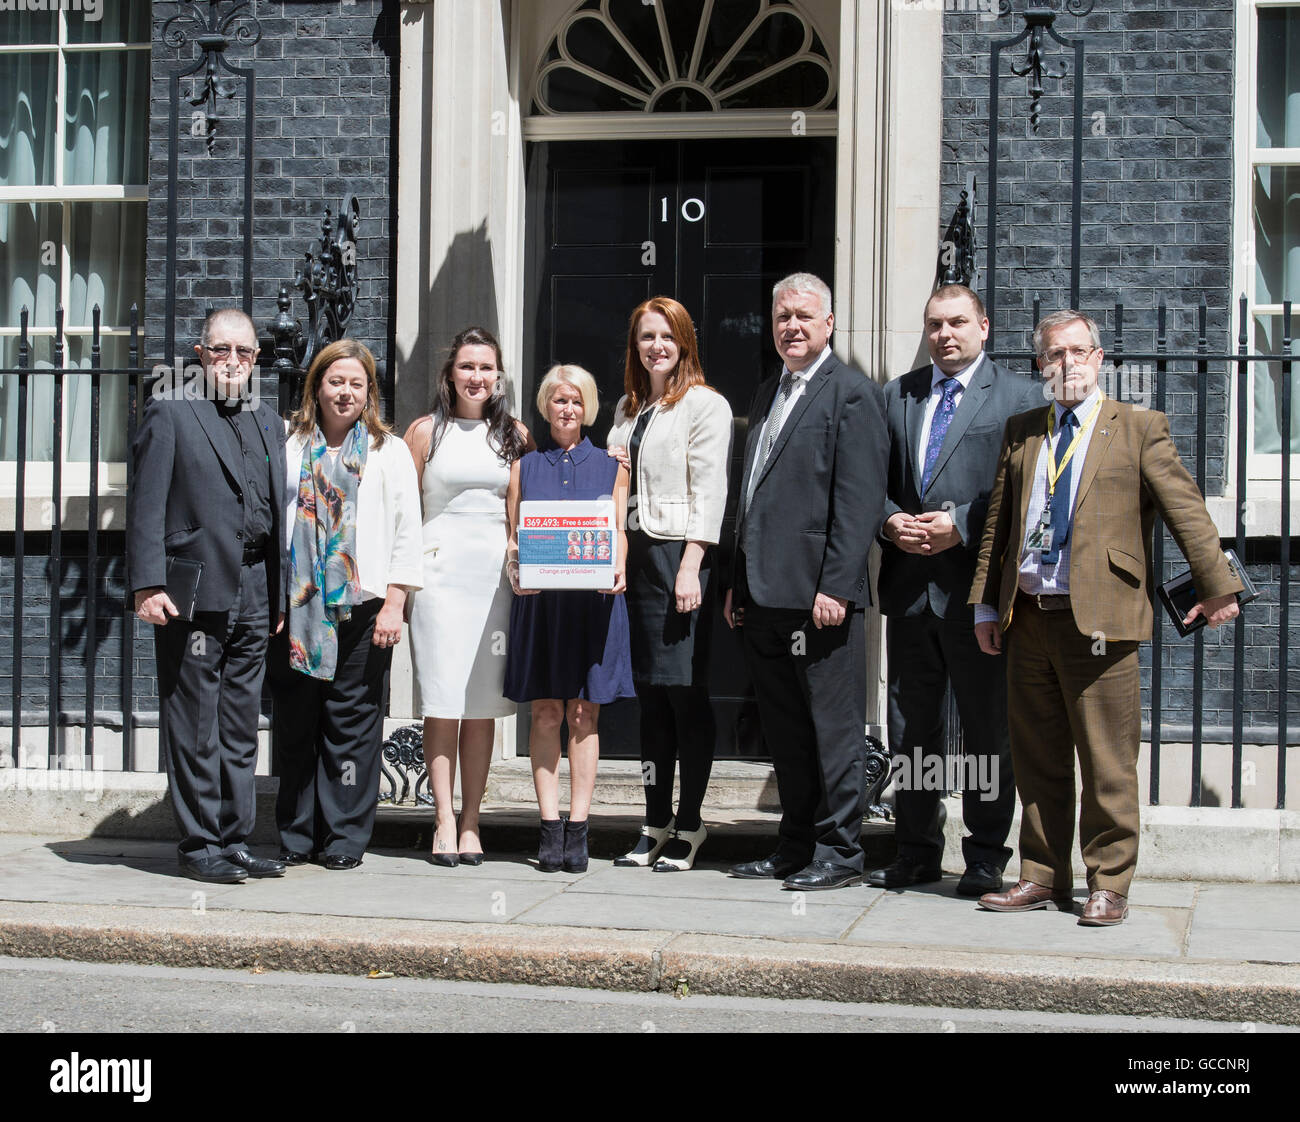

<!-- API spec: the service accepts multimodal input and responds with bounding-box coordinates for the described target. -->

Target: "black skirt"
[623,529,715,688]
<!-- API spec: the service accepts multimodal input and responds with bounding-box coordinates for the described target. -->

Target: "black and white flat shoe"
[653,824,707,872]
[613,817,675,867]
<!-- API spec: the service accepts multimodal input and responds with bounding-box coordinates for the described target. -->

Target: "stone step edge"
[1,902,1296,1024]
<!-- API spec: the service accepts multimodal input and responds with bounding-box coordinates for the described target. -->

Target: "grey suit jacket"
[877,355,1041,619]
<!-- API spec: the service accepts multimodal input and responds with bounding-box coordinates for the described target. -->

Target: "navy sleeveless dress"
[503,438,636,704]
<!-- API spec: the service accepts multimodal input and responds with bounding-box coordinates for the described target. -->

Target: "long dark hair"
[428,326,528,463]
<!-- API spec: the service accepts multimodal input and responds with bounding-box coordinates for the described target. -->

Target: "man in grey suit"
[130,309,288,884]
[870,284,1041,895]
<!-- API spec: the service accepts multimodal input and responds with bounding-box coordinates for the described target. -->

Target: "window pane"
[1253,166,1300,305]
[64,335,130,462]
[1257,9,1300,148]
[0,53,57,186]
[66,0,152,45]
[63,50,150,185]
[1253,315,1300,455]
[0,8,56,46]
[0,202,61,329]
[68,202,145,330]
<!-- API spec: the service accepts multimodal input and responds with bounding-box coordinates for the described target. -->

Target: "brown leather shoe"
[1078,889,1129,926]
[978,879,1074,913]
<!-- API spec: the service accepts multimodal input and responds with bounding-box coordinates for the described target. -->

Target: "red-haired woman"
[607,297,733,871]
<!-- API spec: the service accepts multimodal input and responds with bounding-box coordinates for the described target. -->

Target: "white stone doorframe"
[392,0,943,743]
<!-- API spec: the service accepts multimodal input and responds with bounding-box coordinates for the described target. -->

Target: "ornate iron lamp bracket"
[162,1,263,154]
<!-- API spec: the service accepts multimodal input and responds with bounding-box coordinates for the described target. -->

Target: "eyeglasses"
[1040,345,1096,365]
[202,344,258,362]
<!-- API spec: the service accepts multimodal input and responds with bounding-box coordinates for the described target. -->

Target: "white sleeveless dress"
[408,418,515,719]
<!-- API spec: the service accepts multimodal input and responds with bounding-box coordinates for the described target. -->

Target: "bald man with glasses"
[129,309,289,884]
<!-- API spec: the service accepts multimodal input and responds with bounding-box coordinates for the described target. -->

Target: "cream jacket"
[284,429,424,602]
[606,385,733,543]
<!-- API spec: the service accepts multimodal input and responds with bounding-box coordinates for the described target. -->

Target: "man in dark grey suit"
[724,272,888,891]
[870,284,1041,895]
[129,309,288,884]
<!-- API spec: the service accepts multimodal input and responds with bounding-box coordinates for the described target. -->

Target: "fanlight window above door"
[533,0,836,114]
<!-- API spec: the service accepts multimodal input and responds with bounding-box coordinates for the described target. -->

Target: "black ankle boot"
[563,817,589,873]
[538,818,564,872]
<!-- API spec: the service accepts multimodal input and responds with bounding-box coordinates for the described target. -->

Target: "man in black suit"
[129,309,288,884]
[724,272,888,891]
[869,284,1041,895]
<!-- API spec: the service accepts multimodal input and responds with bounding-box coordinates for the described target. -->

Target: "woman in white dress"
[404,327,531,866]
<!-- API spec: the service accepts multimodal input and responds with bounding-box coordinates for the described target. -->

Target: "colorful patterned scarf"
[289,421,367,680]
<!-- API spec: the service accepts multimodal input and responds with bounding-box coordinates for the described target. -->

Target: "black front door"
[522,135,836,758]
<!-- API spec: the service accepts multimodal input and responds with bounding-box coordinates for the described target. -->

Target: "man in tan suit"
[968,309,1241,925]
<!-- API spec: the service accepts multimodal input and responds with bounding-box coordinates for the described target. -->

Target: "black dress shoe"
[867,856,943,889]
[321,854,362,871]
[277,850,311,866]
[427,852,458,868]
[957,860,1004,897]
[179,856,247,884]
[225,850,286,878]
[730,853,808,880]
[458,852,485,866]
[782,861,863,891]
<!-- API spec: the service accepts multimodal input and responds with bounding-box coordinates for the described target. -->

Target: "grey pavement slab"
[351,849,587,883]
[0,849,244,909]
[1185,929,1300,963]
[1127,880,1199,908]
[209,870,561,924]
[569,863,882,904]
[0,836,48,858]
[516,888,866,940]
[1191,885,1300,931]
[844,885,1190,958]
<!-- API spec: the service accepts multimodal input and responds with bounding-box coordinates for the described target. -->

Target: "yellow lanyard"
[1045,393,1104,499]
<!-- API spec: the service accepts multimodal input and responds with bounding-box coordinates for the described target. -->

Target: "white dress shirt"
[916,352,984,466]
[973,386,1103,626]
[743,345,833,504]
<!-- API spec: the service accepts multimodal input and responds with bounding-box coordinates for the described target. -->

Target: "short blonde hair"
[536,364,599,425]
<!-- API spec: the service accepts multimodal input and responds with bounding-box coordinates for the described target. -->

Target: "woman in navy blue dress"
[505,364,634,873]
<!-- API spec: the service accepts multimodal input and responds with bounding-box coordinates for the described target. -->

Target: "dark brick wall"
[0,534,279,731]
[942,0,1233,352]
[0,536,158,723]
[144,1,398,378]
[941,0,1234,493]
[941,2,1298,744]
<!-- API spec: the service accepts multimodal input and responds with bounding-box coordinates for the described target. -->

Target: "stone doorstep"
[1,900,1297,1023]
[1,769,1298,882]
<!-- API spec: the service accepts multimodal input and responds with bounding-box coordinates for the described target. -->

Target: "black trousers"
[155,559,270,863]
[886,613,1014,870]
[741,602,867,872]
[269,599,392,860]
[640,684,716,831]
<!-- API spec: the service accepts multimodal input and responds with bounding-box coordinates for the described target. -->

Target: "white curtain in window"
[0,52,140,463]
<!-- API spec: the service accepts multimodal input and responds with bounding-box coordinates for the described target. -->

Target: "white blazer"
[284,429,424,602]
[606,384,733,543]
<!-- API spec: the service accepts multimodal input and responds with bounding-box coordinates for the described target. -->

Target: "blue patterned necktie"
[1041,409,1078,566]
[920,377,961,497]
